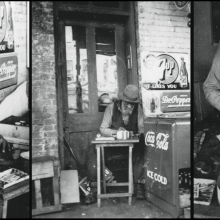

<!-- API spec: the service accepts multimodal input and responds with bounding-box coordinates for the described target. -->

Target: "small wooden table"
[0,179,29,218]
[92,137,139,207]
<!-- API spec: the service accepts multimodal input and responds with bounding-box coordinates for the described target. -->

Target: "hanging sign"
[0,1,14,54]
[0,52,18,89]
[174,1,189,10]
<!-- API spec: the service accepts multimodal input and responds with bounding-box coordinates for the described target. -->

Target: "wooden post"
[128,145,133,205]
[101,147,106,194]
[97,146,101,207]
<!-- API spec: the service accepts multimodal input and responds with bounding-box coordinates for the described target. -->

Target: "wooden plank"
[115,23,127,93]
[32,205,62,216]
[101,147,106,194]
[0,179,29,194]
[53,166,61,206]
[2,200,8,218]
[86,26,98,114]
[35,180,42,210]
[3,185,29,200]
[32,161,54,180]
[60,170,79,204]
[97,146,101,207]
[106,183,129,186]
[98,193,132,198]
[128,146,133,205]
[92,137,139,144]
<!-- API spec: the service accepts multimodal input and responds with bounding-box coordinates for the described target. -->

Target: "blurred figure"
[203,45,220,111]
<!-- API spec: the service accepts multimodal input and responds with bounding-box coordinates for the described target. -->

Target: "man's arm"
[100,102,117,137]
[203,45,220,111]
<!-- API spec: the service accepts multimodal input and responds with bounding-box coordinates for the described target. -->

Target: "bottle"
[150,97,156,113]
[7,2,14,50]
[179,57,188,88]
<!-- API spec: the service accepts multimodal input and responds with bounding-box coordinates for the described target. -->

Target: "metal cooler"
[143,113,190,217]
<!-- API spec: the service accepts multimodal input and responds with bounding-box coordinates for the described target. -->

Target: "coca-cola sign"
[160,91,190,112]
[145,131,169,151]
[0,53,18,89]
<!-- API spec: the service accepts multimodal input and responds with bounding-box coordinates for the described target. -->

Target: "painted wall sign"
[141,52,190,116]
[147,169,167,185]
[160,91,190,112]
[141,53,190,90]
[0,52,18,89]
[145,131,169,151]
[0,1,14,54]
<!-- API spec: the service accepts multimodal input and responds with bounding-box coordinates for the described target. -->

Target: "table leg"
[2,200,8,218]
[128,145,133,205]
[97,146,101,208]
[101,147,106,194]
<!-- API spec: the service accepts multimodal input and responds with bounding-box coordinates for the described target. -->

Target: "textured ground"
[33,196,173,219]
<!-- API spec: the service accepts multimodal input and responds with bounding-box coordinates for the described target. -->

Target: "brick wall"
[0,2,29,101]
[135,1,190,89]
[32,1,59,158]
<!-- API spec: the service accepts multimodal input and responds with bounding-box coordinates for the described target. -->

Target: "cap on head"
[118,84,140,103]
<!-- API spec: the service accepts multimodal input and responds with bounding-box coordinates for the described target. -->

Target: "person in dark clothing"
[85,84,146,205]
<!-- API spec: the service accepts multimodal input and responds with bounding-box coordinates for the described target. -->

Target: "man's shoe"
[136,183,145,200]
[84,192,97,205]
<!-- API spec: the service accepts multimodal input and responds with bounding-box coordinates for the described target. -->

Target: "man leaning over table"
[203,44,220,111]
[84,84,146,205]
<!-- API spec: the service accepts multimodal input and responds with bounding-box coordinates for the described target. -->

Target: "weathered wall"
[0,2,29,101]
[135,1,190,91]
[32,1,59,158]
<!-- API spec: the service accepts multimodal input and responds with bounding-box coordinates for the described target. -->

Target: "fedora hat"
[118,84,140,103]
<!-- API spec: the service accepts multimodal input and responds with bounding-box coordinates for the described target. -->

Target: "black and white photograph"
[194,1,220,218]
[0,1,29,218]
[32,1,191,218]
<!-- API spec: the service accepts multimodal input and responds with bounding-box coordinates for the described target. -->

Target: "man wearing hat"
[85,84,145,204]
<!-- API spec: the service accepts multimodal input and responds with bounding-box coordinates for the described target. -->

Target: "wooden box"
[32,157,62,216]
[0,168,29,189]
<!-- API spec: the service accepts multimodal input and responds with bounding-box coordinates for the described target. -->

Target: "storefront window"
[65,26,89,114]
[95,27,118,107]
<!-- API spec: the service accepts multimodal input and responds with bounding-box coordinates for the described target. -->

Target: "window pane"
[65,26,89,113]
[95,27,118,111]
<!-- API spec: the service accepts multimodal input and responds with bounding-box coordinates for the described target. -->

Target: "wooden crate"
[32,156,62,216]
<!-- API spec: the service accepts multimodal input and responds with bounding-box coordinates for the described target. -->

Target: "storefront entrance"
[56,18,128,172]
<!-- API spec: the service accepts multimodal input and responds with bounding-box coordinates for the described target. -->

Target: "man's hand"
[118,127,127,131]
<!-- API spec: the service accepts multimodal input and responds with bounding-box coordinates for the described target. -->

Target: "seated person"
[85,84,146,204]
[203,45,220,111]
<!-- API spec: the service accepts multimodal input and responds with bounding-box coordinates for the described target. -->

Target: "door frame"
[54,3,137,169]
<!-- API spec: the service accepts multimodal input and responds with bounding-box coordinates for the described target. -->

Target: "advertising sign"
[141,52,190,116]
[0,52,18,89]
[0,1,14,54]
[144,121,174,204]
